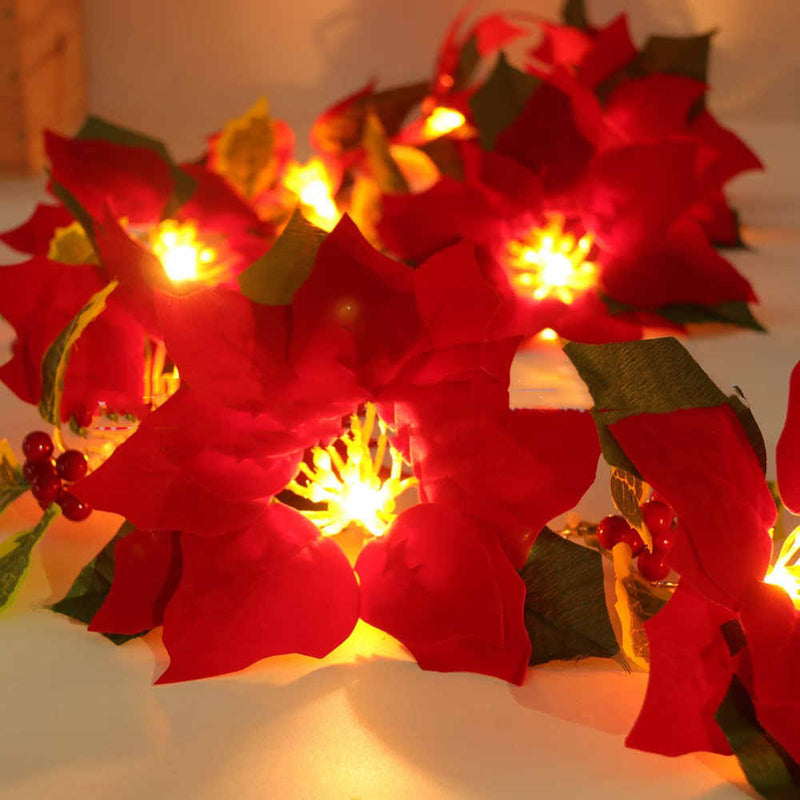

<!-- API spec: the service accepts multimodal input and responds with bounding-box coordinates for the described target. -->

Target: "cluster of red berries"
[596,498,676,582]
[21,431,92,522]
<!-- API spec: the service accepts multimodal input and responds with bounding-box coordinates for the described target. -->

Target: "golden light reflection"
[506,215,597,304]
[150,220,224,284]
[765,526,800,608]
[537,327,559,343]
[286,403,417,538]
[423,106,466,139]
[284,159,340,231]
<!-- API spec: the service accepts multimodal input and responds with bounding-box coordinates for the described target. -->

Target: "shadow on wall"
[82,0,798,161]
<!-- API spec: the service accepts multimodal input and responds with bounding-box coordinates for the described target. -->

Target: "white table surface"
[1,122,798,799]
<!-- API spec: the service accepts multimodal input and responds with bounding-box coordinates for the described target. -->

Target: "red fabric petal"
[291,215,420,390]
[579,140,700,255]
[739,582,800,763]
[689,190,743,247]
[71,389,303,536]
[89,529,182,635]
[776,360,800,514]
[0,203,73,255]
[576,15,637,88]
[600,218,756,309]
[356,503,531,684]
[611,405,775,607]
[690,111,763,189]
[602,75,706,145]
[157,504,359,683]
[405,400,600,567]
[0,257,104,407]
[45,131,173,225]
[626,582,735,756]
[495,81,594,200]
[530,23,593,67]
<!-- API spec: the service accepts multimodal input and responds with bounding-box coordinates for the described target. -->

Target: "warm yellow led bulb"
[765,526,800,608]
[150,220,222,285]
[284,159,340,231]
[423,107,466,138]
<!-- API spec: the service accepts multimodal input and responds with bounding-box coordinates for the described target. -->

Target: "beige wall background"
[83,0,799,160]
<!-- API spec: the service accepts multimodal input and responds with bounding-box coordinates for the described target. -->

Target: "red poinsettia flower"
[527,11,762,246]
[0,125,275,423]
[603,398,800,765]
[70,217,602,685]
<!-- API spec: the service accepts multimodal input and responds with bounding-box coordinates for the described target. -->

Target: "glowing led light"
[765,526,800,608]
[150,220,222,284]
[538,327,559,343]
[423,106,466,138]
[506,215,597,304]
[284,159,340,231]
[286,403,417,538]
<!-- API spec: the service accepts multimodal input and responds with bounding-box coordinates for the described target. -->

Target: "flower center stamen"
[286,403,417,538]
[506,214,597,304]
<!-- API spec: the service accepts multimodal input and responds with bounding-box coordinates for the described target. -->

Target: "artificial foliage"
[0,2,795,797]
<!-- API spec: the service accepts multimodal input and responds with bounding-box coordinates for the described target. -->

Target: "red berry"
[57,490,92,522]
[637,550,671,582]
[618,525,646,557]
[596,515,630,549]
[22,431,54,463]
[22,459,55,484]
[641,500,673,533]
[31,474,62,506]
[56,450,88,482]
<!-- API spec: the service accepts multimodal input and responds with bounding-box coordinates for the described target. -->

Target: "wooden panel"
[0,0,85,172]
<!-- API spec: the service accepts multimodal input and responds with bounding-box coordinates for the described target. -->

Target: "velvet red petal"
[576,15,637,88]
[600,219,756,309]
[530,22,593,68]
[776,360,800,514]
[89,529,182,635]
[0,257,104,406]
[626,582,735,757]
[579,140,700,255]
[157,504,359,683]
[690,111,763,189]
[611,406,775,607]
[0,203,73,255]
[45,131,173,225]
[407,403,600,567]
[71,391,303,536]
[356,503,531,684]
[739,582,800,763]
[290,216,420,390]
[689,190,743,247]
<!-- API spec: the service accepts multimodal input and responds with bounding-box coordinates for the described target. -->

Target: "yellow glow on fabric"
[423,107,466,138]
[150,220,220,284]
[284,159,340,231]
[506,215,597,304]
[765,526,800,608]
[286,403,417,538]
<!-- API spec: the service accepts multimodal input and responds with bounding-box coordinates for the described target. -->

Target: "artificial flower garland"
[0,2,796,797]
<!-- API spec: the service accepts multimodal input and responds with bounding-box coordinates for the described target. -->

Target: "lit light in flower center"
[506,215,597,304]
[423,107,466,138]
[284,159,340,231]
[150,220,219,283]
[286,403,417,537]
[765,526,800,609]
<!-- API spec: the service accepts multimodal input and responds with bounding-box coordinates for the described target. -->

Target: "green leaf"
[0,504,60,613]
[362,111,409,195]
[562,0,590,29]
[77,115,196,212]
[715,676,800,800]
[313,81,429,156]
[520,528,619,665]
[469,52,540,150]
[0,440,28,517]
[638,31,715,84]
[50,521,144,645]
[657,301,766,332]
[237,208,326,305]
[49,177,96,243]
[38,281,118,426]
[454,35,481,90]
[418,137,465,181]
[564,338,768,477]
